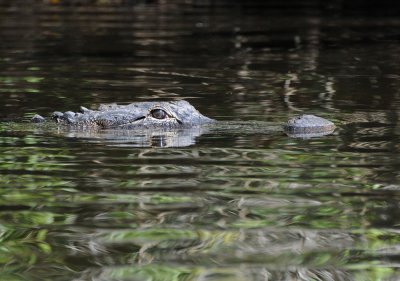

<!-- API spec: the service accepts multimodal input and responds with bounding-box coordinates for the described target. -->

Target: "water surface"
[1,1,400,280]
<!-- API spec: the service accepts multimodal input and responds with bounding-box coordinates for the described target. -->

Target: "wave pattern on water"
[1,125,400,280]
[1,1,400,280]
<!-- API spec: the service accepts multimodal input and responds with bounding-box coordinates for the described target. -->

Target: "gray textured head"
[51,100,214,129]
[112,100,214,129]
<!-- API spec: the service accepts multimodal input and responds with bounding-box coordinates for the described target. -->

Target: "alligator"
[31,100,213,129]
[30,100,335,145]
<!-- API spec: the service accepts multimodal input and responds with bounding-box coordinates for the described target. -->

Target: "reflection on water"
[1,1,400,280]
[43,125,209,148]
[2,129,400,280]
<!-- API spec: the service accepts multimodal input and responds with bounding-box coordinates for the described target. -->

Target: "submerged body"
[31,100,335,138]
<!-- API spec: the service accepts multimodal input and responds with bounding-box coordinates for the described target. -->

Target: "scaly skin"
[33,100,214,129]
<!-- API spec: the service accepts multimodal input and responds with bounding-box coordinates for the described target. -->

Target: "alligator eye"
[150,108,168,119]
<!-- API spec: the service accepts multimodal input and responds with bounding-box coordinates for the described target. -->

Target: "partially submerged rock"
[284,114,336,138]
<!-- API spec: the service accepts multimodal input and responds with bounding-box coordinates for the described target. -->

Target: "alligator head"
[34,100,214,129]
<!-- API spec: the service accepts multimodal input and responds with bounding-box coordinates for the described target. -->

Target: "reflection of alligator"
[31,100,335,145]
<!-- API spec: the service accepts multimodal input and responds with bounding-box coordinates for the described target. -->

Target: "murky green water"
[1,1,400,280]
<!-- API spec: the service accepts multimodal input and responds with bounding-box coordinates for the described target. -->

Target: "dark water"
[1,1,400,280]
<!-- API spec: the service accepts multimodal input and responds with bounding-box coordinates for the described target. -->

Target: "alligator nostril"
[52,111,63,123]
